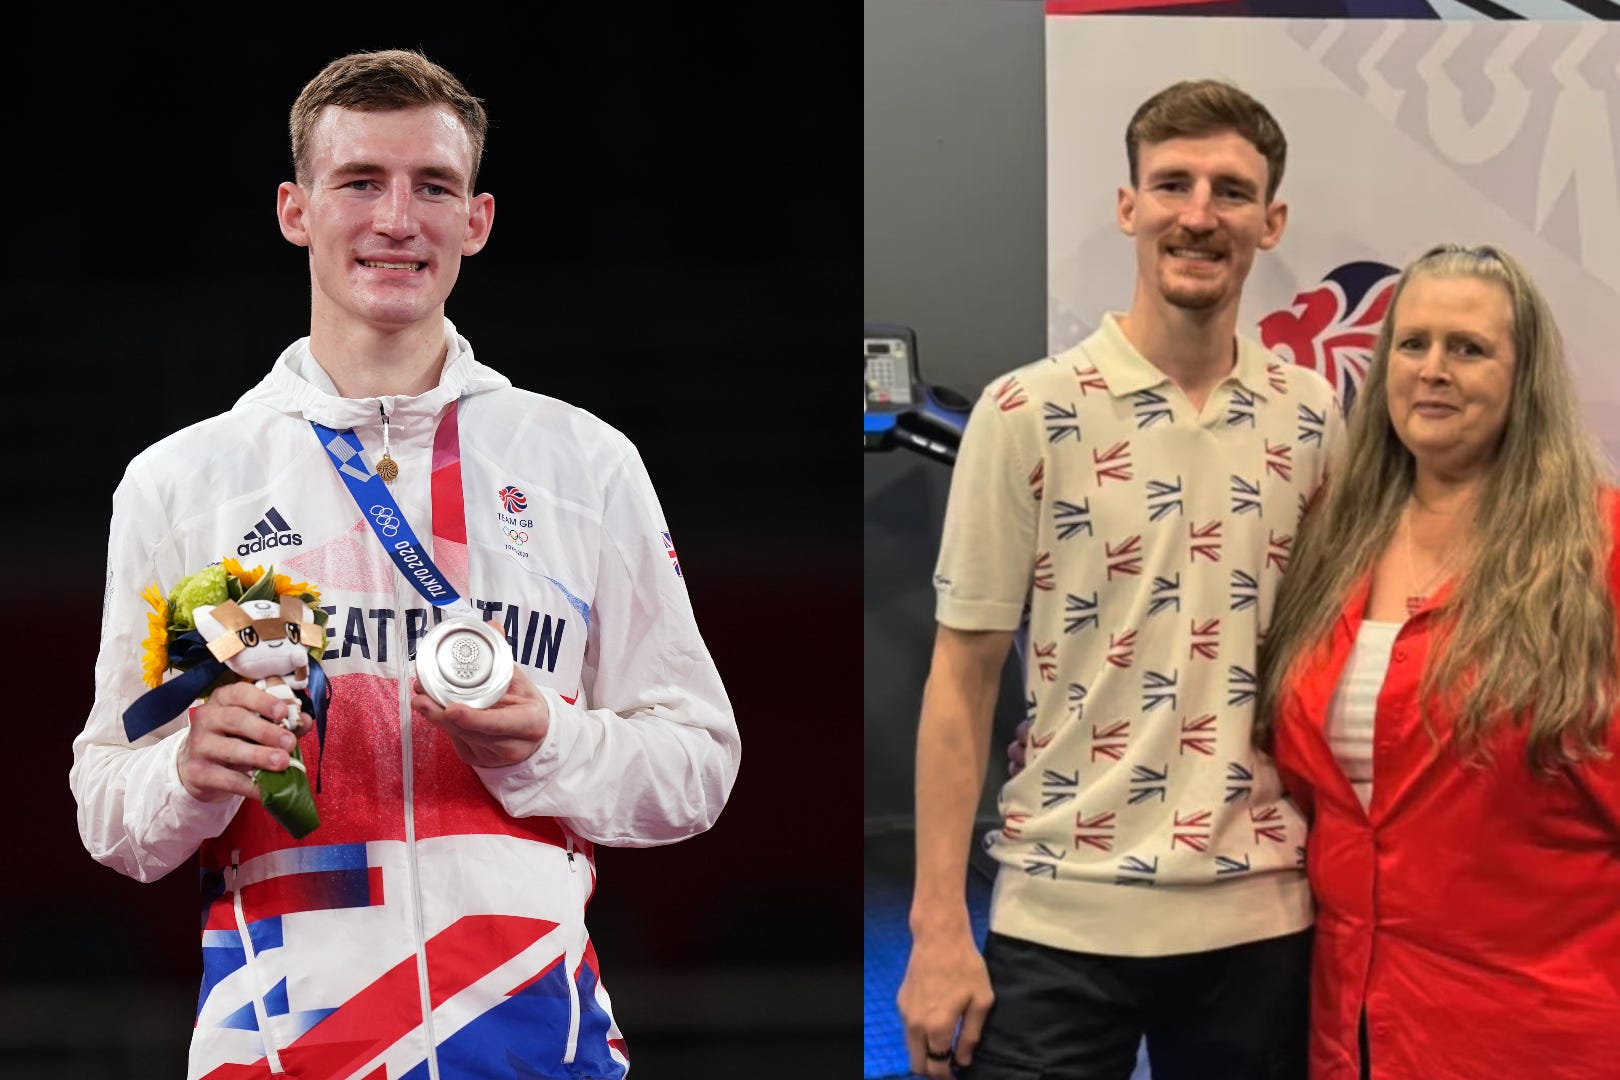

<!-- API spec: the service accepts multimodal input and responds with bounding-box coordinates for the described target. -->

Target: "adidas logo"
[238,506,304,557]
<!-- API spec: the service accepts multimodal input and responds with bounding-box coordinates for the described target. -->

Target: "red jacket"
[1272,497,1620,1080]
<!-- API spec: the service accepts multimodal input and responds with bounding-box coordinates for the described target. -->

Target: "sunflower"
[272,573,321,606]
[139,583,171,689]
[222,557,262,589]
[223,556,320,606]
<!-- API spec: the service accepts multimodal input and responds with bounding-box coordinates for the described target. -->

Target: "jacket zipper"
[231,850,287,1075]
[401,587,440,1080]
[563,834,583,1065]
[387,403,442,1080]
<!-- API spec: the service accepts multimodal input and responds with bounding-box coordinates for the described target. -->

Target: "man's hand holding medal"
[410,616,548,768]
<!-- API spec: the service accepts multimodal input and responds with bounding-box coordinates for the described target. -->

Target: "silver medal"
[414,616,514,709]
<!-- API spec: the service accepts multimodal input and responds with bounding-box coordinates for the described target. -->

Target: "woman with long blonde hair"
[1258,243,1620,1080]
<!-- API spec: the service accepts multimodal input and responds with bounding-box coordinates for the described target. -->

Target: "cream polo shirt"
[935,313,1346,957]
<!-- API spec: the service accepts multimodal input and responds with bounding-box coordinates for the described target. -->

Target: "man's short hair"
[1125,79,1287,201]
[290,48,489,189]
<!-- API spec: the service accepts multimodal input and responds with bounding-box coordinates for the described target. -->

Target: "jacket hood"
[234,317,512,428]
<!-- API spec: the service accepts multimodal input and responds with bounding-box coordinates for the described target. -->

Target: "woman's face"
[1385,273,1518,481]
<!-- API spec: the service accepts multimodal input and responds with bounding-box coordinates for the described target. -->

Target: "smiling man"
[71,48,739,1080]
[896,80,1344,1080]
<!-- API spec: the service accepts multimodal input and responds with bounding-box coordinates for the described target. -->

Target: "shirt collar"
[1080,312,1276,400]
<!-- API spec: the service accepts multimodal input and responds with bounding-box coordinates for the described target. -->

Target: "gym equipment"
[864,323,972,465]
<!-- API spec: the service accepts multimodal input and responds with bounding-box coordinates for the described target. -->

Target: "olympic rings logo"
[507,529,529,544]
[369,504,401,537]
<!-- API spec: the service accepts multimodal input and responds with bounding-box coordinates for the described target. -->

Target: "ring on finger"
[925,1047,952,1062]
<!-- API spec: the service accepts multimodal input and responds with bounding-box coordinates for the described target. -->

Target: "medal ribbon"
[311,402,469,611]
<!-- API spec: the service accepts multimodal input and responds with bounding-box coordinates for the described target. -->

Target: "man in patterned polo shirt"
[896,80,1346,1080]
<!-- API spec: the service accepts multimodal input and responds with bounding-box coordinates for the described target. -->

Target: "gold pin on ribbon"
[377,403,398,483]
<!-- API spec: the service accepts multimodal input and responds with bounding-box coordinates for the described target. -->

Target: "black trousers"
[961,928,1312,1080]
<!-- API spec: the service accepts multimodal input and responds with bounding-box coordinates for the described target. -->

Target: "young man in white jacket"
[70,47,739,1080]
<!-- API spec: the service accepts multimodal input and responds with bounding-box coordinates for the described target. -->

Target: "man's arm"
[455,443,740,847]
[70,464,245,882]
[897,623,1012,1078]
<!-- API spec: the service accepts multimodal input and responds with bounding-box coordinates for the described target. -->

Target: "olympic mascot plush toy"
[194,596,317,721]
[123,560,329,839]
[193,594,323,833]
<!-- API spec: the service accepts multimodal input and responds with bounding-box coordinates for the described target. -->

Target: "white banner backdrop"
[1046,15,1620,463]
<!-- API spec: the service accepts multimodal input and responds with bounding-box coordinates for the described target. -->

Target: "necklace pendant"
[1405,594,1425,617]
[376,453,399,483]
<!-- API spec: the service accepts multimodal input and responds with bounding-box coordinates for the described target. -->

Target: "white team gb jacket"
[70,319,740,1080]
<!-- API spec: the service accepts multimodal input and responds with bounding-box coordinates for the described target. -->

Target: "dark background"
[4,17,856,1079]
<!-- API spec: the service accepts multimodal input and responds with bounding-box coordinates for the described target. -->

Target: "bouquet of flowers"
[123,558,330,839]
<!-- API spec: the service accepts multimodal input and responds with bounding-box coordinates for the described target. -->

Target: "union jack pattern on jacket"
[72,321,739,1079]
